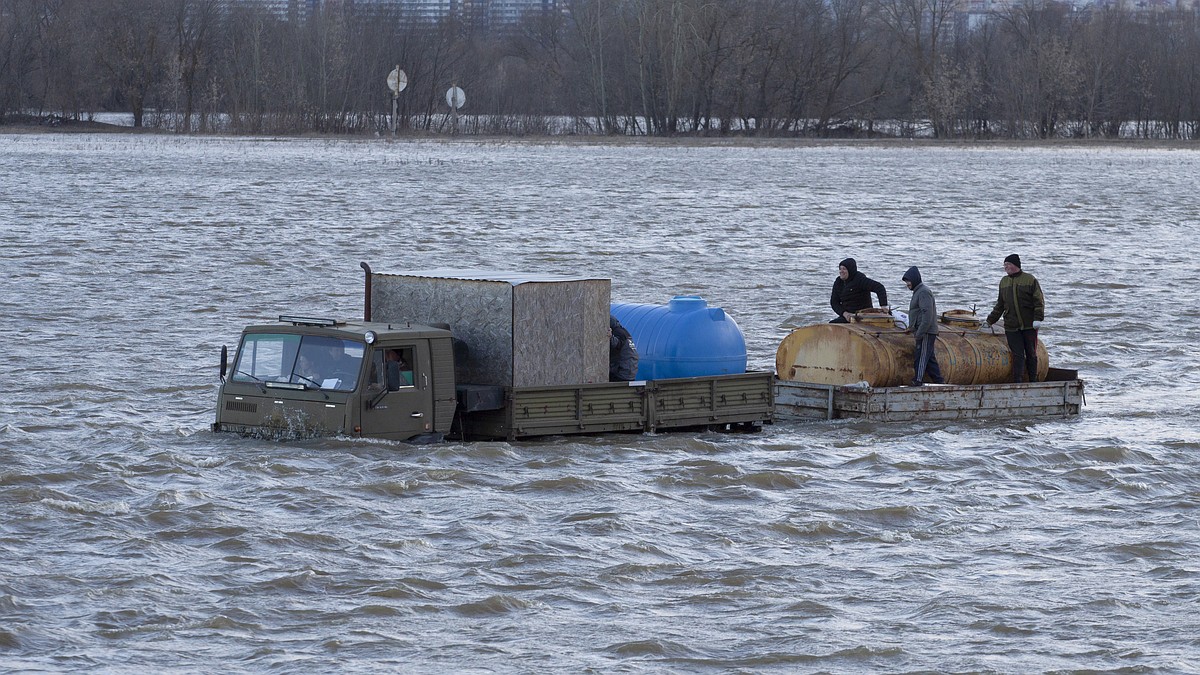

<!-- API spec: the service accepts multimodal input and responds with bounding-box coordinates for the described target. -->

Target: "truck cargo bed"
[454,372,775,441]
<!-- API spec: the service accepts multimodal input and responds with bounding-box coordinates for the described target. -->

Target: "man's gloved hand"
[1032,321,1042,329]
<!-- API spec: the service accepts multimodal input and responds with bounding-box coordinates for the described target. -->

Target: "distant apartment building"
[233,0,565,25]
[484,0,562,24]
[960,0,1199,29]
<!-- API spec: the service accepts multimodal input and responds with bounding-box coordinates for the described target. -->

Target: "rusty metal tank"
[775,310,1049,387]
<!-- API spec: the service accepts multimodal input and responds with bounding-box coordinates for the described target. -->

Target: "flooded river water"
[3,134,1199,672]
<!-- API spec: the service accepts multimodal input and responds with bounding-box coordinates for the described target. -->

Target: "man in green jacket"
[986,254,1045,383]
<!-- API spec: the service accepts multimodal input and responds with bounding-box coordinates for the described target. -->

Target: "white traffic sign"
[445,86,466,110]
[387,67,408,94]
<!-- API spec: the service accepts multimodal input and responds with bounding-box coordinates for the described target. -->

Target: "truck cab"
[213,316,456,441]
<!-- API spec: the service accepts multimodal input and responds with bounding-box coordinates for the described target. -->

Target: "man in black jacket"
[830,257,888,323]
[609,316,640,381]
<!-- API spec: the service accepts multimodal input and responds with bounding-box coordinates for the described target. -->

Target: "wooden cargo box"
[369,269,610,388]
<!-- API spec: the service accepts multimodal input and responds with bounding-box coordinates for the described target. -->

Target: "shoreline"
[3,118,1198,150]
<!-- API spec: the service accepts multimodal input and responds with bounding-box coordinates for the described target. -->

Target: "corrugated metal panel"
[371,271,610,388]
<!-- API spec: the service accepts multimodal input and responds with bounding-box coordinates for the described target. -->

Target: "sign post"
[386,66,408,136]
[445,85,466,135]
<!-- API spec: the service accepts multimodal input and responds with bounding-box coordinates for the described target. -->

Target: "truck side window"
[385,348,415,390]
[368,348,415,391]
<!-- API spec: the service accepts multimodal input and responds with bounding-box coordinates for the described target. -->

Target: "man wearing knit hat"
[986,254,1045,383]
[830,257,888,323]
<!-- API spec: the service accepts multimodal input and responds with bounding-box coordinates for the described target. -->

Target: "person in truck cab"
[315,341,358,382]
[385,349,414,389]
[292,354,321,386]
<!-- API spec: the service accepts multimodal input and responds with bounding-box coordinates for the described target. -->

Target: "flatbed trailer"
[775,368,1083,422]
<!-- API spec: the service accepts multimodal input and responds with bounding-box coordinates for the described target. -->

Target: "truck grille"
[225,400,258,413]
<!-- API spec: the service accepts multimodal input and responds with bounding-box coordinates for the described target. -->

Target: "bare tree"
[311,4,349,125]
[811,0,880,134]
[172,0,219,132]
[681,0,741,134]
[0,0,45,119]
[993,0,1080,138]
[920,53,980,137]
[1144,9,1199,139]
[35,0,93,119]
[218,5,267,132]
[93,0,170,128]
[874,0,961,131]
[727,0,790,135]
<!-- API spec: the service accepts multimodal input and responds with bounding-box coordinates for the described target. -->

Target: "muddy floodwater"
[3,134,1200,672]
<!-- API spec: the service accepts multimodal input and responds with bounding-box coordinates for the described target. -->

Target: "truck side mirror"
[220,345,228,381]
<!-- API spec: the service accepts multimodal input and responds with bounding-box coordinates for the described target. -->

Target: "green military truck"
[212,266,773,442]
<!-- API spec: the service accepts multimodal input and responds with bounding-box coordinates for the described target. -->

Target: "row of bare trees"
[3,0,1200,138]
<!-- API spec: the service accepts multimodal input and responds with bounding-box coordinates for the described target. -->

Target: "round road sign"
[387,67,408,94]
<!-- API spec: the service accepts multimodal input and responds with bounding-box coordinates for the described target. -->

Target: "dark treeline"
[3,0,1200,138]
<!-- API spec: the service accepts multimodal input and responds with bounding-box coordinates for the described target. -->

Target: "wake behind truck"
[213,265,774,441]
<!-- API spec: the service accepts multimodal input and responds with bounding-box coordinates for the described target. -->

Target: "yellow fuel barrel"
[776,313,1049,387]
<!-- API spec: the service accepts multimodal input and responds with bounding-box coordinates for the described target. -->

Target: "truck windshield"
[232,333,364,392]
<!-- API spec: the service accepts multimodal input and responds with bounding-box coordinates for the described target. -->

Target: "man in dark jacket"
[986,253,1045,383]
[830,257,888,323]
[903,266,944,386]
[609,316,639,381]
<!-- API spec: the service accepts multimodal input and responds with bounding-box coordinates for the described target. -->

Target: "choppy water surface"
[3,134,1200,672]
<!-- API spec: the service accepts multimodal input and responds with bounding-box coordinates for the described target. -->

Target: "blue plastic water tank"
[610,296,747,380]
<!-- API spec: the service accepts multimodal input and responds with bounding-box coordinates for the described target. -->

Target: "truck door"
[361,342,435,440]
